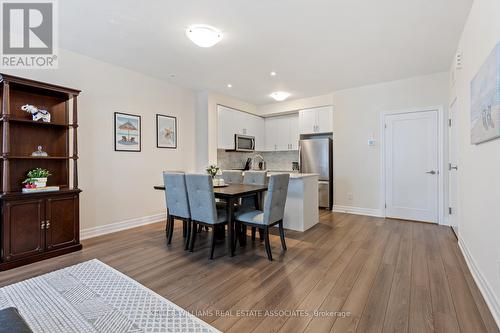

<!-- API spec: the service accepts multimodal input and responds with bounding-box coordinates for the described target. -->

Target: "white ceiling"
[60,0,472,105]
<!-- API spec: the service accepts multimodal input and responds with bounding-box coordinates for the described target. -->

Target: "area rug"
[0,259,220,333]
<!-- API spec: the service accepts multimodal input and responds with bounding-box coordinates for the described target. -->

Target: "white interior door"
[449,100,459,234]
[385,110,439,223]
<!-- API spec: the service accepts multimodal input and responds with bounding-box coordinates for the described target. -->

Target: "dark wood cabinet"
[0,74,82,270]
[2,198,45,261]
[46,193,79,250]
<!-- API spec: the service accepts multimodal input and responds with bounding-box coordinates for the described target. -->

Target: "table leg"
[226,198,235,257]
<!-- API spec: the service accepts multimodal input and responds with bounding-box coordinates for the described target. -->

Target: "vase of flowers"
[23,168,51,188]
[206,165,221,186]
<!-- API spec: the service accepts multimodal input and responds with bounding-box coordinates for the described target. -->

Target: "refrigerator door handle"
[298,142,302,171]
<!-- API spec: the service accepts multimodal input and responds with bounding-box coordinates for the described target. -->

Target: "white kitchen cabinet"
[217,105,265,150]
[299,106,333,134]
[264,114,299,151]
[217,106,235,149]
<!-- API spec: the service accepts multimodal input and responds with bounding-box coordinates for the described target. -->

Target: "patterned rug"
[0,259,220,333]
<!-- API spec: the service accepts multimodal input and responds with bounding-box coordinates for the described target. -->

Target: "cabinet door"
[288,115,300,150]
[265,117,280,151]
[299,109,317,134]
[233,110,247,135]
[252,116,266,151]
[45,194,79,251]
[217,106,235,149]
[2,199,45,262]
[316,106,333,133]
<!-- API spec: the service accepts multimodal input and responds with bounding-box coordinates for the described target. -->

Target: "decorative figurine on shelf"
[31,145,48,157]
[21,104,51,122]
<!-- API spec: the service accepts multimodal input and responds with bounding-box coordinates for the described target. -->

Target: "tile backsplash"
[217,149,299,171]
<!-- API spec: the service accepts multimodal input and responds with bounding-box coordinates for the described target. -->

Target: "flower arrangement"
[206,165,220,178]
[23,168,52,188]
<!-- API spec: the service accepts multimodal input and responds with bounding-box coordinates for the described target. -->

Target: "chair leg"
[258,228,264,241]
[165,215,171,239]
[184,219,191,251]
[251,227,256,241]
[167,216,174,245]
[234,221,240,249]
[279,220,287,251]
[190,222,197,252]
[264,227,272,261]
[210,226,217,260]
[182,220,187,238]
[240,225,247,247]
[197,224,203,233]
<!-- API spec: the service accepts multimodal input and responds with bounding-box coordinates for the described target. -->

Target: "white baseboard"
[458,237,500,328]
[81,212,166,240]
[332,205,384,217]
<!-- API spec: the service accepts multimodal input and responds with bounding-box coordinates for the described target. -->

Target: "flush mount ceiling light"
[270,91,291,102]
[186,24,223,48]
[227,83,232,88]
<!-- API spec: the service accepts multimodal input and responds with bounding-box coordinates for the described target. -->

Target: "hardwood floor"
[0,211,498,333]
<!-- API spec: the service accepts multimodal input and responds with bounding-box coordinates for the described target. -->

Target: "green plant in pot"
[23,168,51,188]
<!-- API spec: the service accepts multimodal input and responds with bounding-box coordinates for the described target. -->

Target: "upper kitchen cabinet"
[217,105,265,150]
[264,114,299,151]
[299,106,333,134]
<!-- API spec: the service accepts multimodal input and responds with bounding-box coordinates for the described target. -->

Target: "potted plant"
[23,168,51,188]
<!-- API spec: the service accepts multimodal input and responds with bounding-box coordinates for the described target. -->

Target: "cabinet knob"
[40,221,45,229]
[46,220,51,229]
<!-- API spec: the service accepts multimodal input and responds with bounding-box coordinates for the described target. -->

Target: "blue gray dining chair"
[221,170,243,184]
[241,170,268,242]
[235,173,290,261]
[185,174,228,259]
[163,172,191,250]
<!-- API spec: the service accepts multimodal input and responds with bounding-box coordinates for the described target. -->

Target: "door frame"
[380,106,445,224]
[448,97,459,235]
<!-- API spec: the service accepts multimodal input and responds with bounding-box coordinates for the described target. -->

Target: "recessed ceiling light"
[227,84,232,88]
[270,71,277,76]
[270,91,291,102]
[186,24,223,48]
[169,74,176,78]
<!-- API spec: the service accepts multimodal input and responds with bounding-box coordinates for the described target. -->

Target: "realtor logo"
[1,0,58,68]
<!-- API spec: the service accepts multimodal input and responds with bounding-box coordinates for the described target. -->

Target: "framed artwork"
[156,114,177,149]
[471,42,500,144]
[114,112,141,152]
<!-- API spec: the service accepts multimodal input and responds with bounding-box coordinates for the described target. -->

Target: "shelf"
[1,188,81,199]
[2,156,76,160]
[1,117,74,127]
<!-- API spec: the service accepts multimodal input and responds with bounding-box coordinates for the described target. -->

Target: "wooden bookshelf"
[0,73,82,270]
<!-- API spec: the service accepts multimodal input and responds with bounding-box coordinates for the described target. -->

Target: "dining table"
[154,183,268,256]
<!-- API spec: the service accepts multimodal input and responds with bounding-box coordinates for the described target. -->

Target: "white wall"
[4,48,197,231]
[449,0,500,323]
[332,73,449,214]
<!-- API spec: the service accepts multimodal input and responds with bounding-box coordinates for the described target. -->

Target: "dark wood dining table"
[154,183,268,256]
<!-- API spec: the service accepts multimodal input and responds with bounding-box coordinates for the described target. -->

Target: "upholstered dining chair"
[241,170,268,242]
[235,173,290,261]
[221,170,243,184]
[163,172,191,250]
[185,174,229,259]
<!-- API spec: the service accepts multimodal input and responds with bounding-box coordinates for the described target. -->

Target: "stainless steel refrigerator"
[299,138,333,209]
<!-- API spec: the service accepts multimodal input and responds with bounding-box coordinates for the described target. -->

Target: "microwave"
[234,134,255,152]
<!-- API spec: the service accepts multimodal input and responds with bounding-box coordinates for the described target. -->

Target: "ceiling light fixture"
[227,84,232,88]
[186,24,223,48]
[270,71,277,76]
[270,91,291,102]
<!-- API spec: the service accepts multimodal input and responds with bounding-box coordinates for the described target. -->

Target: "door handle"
[449,164,458,170]
[426,170,437,175]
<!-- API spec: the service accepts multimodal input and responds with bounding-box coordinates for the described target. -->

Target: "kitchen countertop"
[235,170,319,179]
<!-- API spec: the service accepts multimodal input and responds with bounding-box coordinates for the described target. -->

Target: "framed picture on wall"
[156,114,177,148]
[114,112,141,152]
